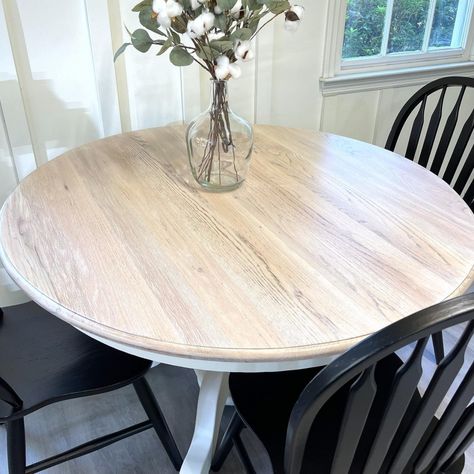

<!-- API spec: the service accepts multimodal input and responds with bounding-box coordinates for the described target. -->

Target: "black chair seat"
[229,353,464,474]
[229,366,323,473]
[214,297,474,474]
[1,302,183,473]
[0,302,151,421]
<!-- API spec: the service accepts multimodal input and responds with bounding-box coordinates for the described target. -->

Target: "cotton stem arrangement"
[115,0,305,78]
[115,0,304,188]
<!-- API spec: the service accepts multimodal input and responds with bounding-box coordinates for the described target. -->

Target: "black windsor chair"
[0,302,183,473]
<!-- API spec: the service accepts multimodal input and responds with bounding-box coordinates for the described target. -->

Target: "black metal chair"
[385,76,474,212]
[0,302,183,473]
[213,293,474,473]
[386,76,474,365]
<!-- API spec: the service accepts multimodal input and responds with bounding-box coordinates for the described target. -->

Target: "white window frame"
[321,0,474,95]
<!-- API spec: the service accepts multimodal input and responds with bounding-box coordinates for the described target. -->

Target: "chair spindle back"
[386,77,474,210]
[286,294,474,474]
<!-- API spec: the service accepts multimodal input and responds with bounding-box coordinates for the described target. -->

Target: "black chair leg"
[234,435,256,474]
[432,332,445,364]
[212,410,246,471]
[6,418,26,474]
[133,377,183,471]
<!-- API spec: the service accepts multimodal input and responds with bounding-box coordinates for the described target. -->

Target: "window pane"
[429,0,460,47]
[388,0,430,53]
[342,0,387,59]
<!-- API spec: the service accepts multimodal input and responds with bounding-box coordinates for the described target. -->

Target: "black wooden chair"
[0,301,183,473]
[386,76,474,365]
[385,76,474,212]
[213,293,474,473]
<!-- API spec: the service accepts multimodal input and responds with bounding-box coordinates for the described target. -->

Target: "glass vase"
[186,80,253,192]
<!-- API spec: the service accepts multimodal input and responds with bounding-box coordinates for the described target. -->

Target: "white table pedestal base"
[180,371,230,474]
[76,329,335,474]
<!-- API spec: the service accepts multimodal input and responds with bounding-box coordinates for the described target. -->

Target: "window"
[343,0,473,61]
[320,0,474,90]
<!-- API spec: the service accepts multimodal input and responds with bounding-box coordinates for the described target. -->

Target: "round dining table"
[1,125,473,473]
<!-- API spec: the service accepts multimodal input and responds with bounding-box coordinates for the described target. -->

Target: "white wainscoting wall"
[0,0,473,305]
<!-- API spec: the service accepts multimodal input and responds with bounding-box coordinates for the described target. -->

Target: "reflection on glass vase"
[186,80,253,192]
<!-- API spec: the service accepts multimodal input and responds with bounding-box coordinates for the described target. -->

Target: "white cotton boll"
[284,5,304,31]
[152,0,166,13]
[234,40,254,62]
[291,5,305,20]
[245,49,254,61]
[215,65,230,80]
[187,12,213,38]
[153,0,181,25]
[166,0,183,17]
[228,63,241,79]
[201,11,215,31]
[187,16,205,38]
[216,55,230,67]
[284,19,300,31]
[214,5,223,14]
[190,0,201,9]
[158,12,172,28]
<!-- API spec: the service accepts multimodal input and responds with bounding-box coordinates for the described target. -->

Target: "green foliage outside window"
[343,0,387,58]
[342,0,460,59]
[388,0,430,53]
[430,0,460,47]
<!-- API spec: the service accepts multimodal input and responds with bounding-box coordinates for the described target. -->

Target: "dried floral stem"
[250,14,280,40]
[196,81,238,184]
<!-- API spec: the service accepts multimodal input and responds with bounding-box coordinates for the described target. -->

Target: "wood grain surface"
[1,125,473,363]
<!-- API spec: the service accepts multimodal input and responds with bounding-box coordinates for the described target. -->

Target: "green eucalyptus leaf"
[196,45,215,61]
[230,28,252,41]
[217,0,238,10]
[157,37,173,55]
[258,0,290,13]
[139,7,167,35]
[132,0,153,12]
[245,0,261,10]
[256,0,290,10]
[114,42,131,62]
[170,46,194,66]
[170,29,181,43]
[267,0,290,14]
[209,39,234,53]
[248,17,260,34]
[214,14,228,31]
[131,28,154,53]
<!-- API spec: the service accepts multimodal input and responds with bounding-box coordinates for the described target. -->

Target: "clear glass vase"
[186,80,253,192]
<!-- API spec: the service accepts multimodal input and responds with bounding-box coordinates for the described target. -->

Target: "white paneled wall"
[122,0,184,129]
[0,0,27,305]
[0,1,33,181]
[321,90,381,143]
[321,80,474,149]
[0,0,473,305]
